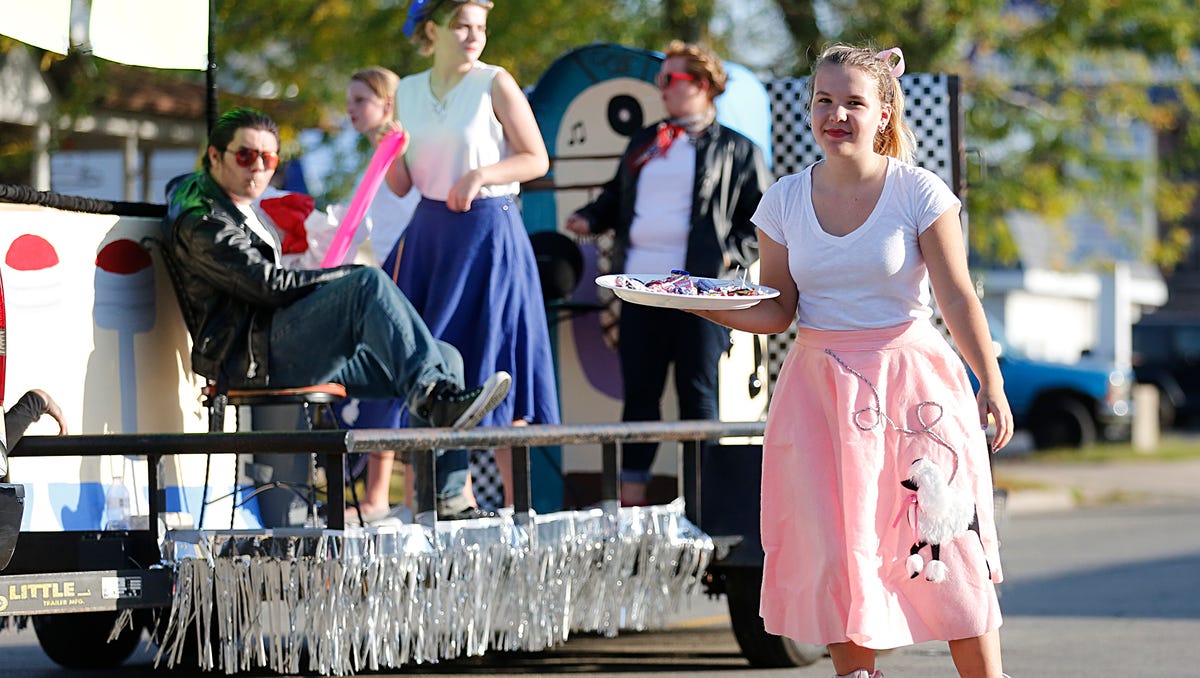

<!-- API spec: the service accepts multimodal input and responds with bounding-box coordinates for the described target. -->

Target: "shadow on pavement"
[1000,552,1200,619]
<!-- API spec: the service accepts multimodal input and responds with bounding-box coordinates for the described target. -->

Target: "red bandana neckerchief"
[627,110,716,173]
[629,122,683,172]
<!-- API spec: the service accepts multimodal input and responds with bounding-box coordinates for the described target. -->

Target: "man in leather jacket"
[164,107,510,517]
[565,42,771,505]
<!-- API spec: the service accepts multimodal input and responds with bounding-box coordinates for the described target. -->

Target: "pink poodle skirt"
[760,321,1003,649]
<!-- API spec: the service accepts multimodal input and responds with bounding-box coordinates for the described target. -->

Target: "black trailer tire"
[724,567,825,668]
[32,611,143,669]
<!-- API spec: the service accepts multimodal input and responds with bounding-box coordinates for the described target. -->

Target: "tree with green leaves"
[208,0,711,203]
[769,0,1199,271]
[183,1,1200,271]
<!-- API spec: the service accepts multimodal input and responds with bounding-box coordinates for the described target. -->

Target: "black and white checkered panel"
[762,74,958,395]
[470,449,505,512]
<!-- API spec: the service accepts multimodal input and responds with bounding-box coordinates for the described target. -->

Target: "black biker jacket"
[163,171,358,387]
[573,120,771,279]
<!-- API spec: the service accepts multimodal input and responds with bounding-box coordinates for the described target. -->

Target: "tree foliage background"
[208,0,720,202]
[768,0,1200,271]
[203,1,1199,270]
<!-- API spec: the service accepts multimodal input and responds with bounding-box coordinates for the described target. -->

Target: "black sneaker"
[416,371,512,429]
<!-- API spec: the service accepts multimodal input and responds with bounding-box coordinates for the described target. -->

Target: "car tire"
[32,611,144,669]
[723,567,825,668]
[1030,397,1097,449]
[1155,385,1177,430]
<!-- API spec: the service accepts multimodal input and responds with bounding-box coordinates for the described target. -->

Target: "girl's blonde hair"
[409,0,494,58]
[349,66,399,101]
[806,43,916,162]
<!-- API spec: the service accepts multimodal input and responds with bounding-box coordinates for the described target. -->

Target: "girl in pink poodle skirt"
[691,43,1014,678]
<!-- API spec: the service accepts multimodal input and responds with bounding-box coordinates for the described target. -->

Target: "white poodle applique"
[899,457,979,583]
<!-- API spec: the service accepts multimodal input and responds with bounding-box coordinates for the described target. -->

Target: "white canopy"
[0,0,208,71]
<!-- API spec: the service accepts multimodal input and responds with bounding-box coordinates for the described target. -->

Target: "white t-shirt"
[237,203,281,266]
[752,158,961,330]
[364,184,419,263]
[624,134,695,274]
[396,62,518,201]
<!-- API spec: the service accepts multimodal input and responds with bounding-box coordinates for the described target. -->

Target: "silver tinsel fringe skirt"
[150,499,713,674]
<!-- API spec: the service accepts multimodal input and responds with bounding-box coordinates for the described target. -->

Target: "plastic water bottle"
[104,479,132,530]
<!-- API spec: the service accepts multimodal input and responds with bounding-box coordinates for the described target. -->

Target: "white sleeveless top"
[395,62,518,200]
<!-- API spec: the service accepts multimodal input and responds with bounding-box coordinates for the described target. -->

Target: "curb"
[1002,488,1076,515]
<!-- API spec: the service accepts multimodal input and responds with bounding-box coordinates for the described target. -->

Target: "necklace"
[427,75,448,119]
[428,69,466,120]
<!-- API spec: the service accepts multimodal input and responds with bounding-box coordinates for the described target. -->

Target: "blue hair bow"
[402,0,433,39]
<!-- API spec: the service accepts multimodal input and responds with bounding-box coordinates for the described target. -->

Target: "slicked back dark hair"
[204,107,279,169]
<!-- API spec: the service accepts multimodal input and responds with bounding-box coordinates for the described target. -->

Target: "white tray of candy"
[595,270,779,310]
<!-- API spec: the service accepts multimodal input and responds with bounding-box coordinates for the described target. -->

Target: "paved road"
[3,498,1198,676]
[995,454,1200,511]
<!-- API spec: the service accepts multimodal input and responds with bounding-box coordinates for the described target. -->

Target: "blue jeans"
[267,267,469,503]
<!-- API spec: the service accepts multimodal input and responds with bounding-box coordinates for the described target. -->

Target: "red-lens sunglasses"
[226,147,280,170]
[654,71,697,90]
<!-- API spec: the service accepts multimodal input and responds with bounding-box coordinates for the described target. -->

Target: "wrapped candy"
[645,269,695,295]
[613,275,648,291]
[613,270,760,297]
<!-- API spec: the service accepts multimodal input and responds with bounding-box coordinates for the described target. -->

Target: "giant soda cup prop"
[321,131,407,267]
[94,239,156,434]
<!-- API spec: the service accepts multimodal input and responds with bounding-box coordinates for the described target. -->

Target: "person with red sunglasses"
[565,41,772,507]
[163,107,513,521]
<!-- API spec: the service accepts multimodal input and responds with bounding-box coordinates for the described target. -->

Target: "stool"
[199,381,349,529]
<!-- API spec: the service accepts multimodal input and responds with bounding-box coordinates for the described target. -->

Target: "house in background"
[0,44,206,203]
[965,51,1200,370]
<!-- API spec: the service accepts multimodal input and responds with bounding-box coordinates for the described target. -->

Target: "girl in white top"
[384,1,547,211]
[338,66,423,523]
[345,67,421,267]
[378,0,559,516]
[694,44,1014,678]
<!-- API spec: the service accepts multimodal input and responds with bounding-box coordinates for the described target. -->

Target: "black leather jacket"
[164,171,358,387]
[573,120,771,279]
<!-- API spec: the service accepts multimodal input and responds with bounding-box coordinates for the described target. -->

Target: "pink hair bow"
[875,47,905,78]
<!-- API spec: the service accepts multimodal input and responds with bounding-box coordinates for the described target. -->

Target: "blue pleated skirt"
[358,195,559,429]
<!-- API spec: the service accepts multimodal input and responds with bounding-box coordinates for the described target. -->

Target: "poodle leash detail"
[826,349,981,583]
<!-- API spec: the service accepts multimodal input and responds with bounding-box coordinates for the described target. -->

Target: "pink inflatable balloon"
[321,131,407,267]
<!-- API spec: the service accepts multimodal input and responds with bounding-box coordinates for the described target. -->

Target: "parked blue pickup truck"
[972,317,1133,450]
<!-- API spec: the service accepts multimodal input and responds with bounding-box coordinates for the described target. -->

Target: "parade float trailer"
[0,43,966,673]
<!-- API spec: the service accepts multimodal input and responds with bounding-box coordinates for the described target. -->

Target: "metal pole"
[682,439,701,526]
[601,442,620,513]
[206,0,218,134]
